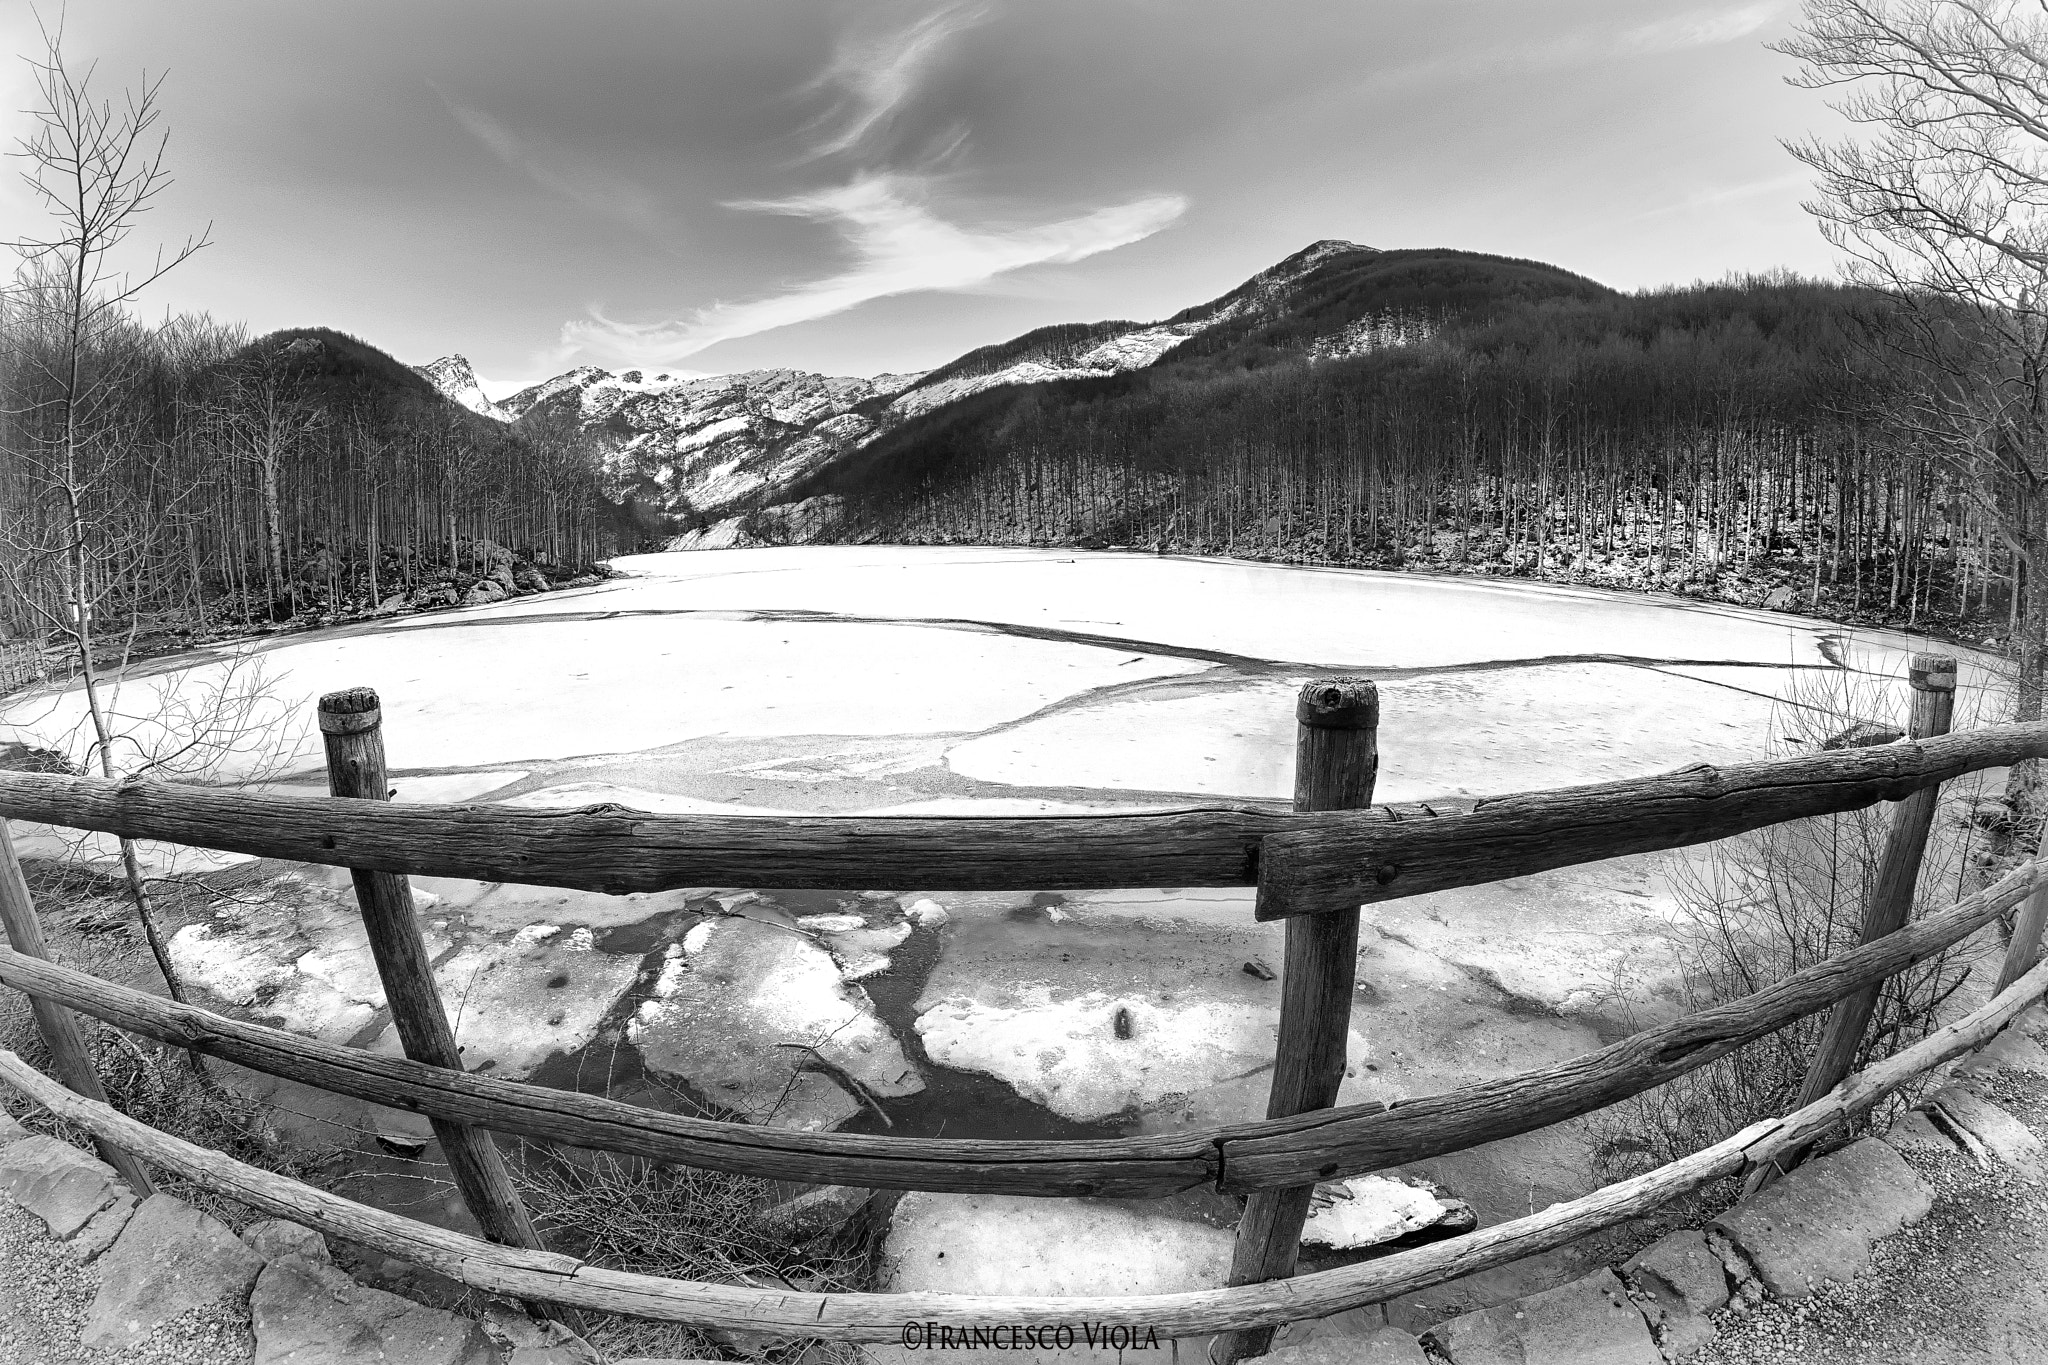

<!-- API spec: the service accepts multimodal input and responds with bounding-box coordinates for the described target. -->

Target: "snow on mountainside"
[501,366,926,518]
[454,240,1398,522]
[886,239,1377,421]
[415,355,513,422]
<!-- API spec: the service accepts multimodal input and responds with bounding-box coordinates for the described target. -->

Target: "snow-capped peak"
[415,355,512,422]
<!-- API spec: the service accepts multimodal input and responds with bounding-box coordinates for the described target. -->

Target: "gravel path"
[0,1202,254,1365]
[1692,1060,2048,1365]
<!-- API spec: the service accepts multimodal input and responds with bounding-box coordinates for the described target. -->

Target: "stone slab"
[251,1254,494,1364]
[1929,1087,2046,1172]
[83,1193,265,1350]
[1881,1109,1958,1160]
[1256,1328,1427,1364]
[241,1218,331,1265]
[1420,1268,1660,1365]
[1621,1228,1727,1357]
[1711,1138,1932,1300]
[0,1113,28,1146]
[0,1135,122,1239]
[1961,1028,2048,1080]
[61,1190,136,1263]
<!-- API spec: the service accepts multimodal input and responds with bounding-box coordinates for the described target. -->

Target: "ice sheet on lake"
[628,906,922,1130]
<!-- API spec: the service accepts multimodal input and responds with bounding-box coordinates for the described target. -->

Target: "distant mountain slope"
[777,245,1614,514]
[416,354,512,421]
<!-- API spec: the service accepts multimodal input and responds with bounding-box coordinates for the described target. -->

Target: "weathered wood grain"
[1223,680,1378,1363]
[0,948,1217,1195]
[319,688,554,1273]
[1998,885,2048,993]
[3,723,2040,911]
[1255,720,2048,919]
[1793,656,1955,1115]
[1216,857,2048,1190]
[8,958,2038,1340]
[0,822,156,1195]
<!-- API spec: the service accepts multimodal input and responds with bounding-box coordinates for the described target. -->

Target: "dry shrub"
[510,1146,877,1363]
[1591,656,1999,1184]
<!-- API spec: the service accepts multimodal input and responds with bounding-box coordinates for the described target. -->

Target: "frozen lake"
[0,546,2005,1326]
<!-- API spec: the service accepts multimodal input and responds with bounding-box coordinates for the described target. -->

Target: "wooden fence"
[0,654,2045,1359]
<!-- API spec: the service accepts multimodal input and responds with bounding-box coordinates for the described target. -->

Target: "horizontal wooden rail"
[1257,721,2048,916]
[0,948,1214,1197]
[1220,856,2047,1188]
[1,722,2042,910]
[1,859,2037,1197]
[5,960,2039,1340]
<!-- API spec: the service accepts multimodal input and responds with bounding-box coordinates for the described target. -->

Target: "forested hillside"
[0,301,646,666]
[781,250,1998,640]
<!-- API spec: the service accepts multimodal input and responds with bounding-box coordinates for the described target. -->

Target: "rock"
[483,1300,603,1364]
[241,1218,331,1265]
[488,563,519,593]
[1256,1331,1426,1365]
[514,564,552,594]
[1710,1138,1932,1300]
[1420,1268,1660,1365]
[1962,1027,2048,1079]
[756,1184,873,1242]
[61,1190,137,1263]
[251,1254,494,1364]
[0,1135,123,1238]
[462,578,509,606]
[1881,1108,1959,1160]
[1926,1087,2046,1171]
[904,897,950,928]
[82,1194,265,1350]
[0,1112,28,1146]
[1621,1228,1728,1357]
[1763,585,1796,611]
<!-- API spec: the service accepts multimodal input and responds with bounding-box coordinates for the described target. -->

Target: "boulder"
[241,1218,331,1265]
[1621,1228,1728,1357]
[462,579,509,606]
[82,1194,265,1350]
[0,1112,28,1145]
[1711,1138,1932,1299]
[251,1254,494,1364]
[0,1134,123,1238]
[514,564,552,594]
[1420,1268,1661,1365]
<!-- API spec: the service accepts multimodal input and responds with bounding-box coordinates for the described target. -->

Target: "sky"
[0,1,1847,396]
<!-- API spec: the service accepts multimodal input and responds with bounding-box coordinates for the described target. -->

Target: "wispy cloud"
[1618,2,1785,56]
[1369,2,1791,93]
[563,174,1186,365]
[800,2,987,161]
[559,6,1186,369]
[438,88,670,238]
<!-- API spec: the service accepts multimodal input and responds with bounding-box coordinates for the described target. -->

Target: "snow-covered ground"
[0,546,2003,1324]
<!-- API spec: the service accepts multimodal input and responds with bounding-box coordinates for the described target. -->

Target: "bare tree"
[1778,0,2048,824]
[6,18,210,1011]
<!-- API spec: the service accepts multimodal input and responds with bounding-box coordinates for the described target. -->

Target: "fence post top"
[1908,655,1957,693]
[318,687,383,735]
[1297,679,1378,730]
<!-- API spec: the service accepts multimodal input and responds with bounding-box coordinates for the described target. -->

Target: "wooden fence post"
[1996,884,2048,994]
[1216,679,1378,1365]
[0,819,156,1195]
[1770,652,1955,1181]
[317,688,567,1317]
